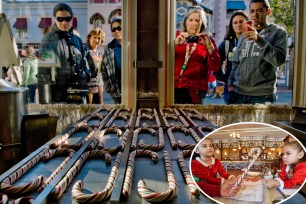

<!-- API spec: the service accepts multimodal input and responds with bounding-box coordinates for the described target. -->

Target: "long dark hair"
[224,10,249,40]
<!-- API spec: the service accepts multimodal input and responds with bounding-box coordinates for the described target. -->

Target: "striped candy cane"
[0,149,48,195]
[0,193,8,204]
[131,127,157,150]
[139,127,164,151]
[71,152,123,203]
[232,147,261,189]
[177,150,200,197]
[121,150,159,198]
[137,151,178,202]
[98,128,129,154]
[38,148,76,192]
[51,150,111,199]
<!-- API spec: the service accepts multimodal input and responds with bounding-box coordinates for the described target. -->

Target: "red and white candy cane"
[131,127,156,150]
[50,125,94,149]
[232,147,261,189]
[71,152,123,203]
[0,193,8,204]
[0,149,48,196]
[38,148,76,192]
[121,150,159,198]
[177,150,200,197]
[12,197,34,204]
[139,127,164,151]
[137,151,178,202]
[52,150,111,199]
[178,140,196,150]
[98,129,129,154]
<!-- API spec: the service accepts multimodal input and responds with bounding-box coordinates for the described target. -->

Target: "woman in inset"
[174,6,221,104]
[85,28,105,104]
[102,18,122,104]
[21,45,38,103]
[40,3,90,103]
[213,10,249,104]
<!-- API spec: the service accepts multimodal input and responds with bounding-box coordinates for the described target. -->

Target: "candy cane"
[232,147,261,189]
[72,152,123,203]
[131,127,157,150]
[98,129,129,154]
[121,150,159,198]
[139,127,164,151]
[166,126,190,150]
[50,125,94,149]
[0,149,48,195]
[59,126,96,150]
[137,151,178,202]
[12,197,34,204]
[178,140,196,150]
[0,193,8,204]
[51,150,111,199]
[177,150,200,197]
[38,148,76,192]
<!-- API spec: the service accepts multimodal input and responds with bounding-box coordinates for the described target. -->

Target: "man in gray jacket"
[228,0,287,104]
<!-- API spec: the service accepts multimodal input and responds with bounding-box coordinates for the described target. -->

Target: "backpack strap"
[225,40,229,58]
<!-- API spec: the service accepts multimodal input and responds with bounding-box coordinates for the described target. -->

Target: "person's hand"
[175,32,188,45]
[264,179,280,188]
[229,176,238,184]
[220,180,240,197]
[244,25,259,42]
[228,85,234,92]
[198,33,214,50]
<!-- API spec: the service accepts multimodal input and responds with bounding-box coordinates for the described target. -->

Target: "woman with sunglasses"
[40,3,90,103]
[101,18,122,104]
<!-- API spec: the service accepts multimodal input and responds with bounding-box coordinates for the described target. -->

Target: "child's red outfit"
[191,157,234,185]
[276,162,306,188]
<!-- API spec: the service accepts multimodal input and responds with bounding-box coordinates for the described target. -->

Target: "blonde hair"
[87,28,105,45]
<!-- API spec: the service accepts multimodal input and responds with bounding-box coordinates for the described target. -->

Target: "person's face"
[55,10,73,32]
[195,139,214,158]
[232,15,247,35]
[282,145,304,165]
[111,22,122,41]
[21,49,27,57]
[186,12,201,35]
[89,34,102,49]
[249,2,270,30]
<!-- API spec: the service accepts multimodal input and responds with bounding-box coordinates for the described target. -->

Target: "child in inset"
[265,141,306,188]
[191,138,237,185]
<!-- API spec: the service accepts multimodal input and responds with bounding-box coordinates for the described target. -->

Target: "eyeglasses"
[56,16,73,22]
[111,26,122,32]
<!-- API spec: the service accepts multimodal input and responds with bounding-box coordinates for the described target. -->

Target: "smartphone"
[186,36,199,43]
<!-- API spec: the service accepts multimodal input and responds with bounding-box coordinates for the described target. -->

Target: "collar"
[196,157,215,167]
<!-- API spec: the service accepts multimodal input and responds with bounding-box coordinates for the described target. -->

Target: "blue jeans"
[228,91,276,105]
[27,83,38,103]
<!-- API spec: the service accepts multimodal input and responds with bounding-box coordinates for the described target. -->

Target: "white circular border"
[189,121,306,204]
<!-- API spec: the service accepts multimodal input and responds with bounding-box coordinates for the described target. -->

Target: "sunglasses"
[56,16,73,22]
[111,26,122,32]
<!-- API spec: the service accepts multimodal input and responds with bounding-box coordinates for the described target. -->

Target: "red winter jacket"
[174,40,221,92]
[279,162,306,188]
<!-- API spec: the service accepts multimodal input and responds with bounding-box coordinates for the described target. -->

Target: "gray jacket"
[228,23,288,96]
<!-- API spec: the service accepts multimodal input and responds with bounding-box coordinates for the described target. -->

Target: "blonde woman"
[85,28,105,104]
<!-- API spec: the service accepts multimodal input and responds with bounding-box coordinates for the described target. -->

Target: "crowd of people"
[2,0,287,106]
[3,3,122,105]
[175,0,288,105]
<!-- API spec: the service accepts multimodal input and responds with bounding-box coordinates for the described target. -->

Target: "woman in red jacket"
[174,6,221,104]
[265,141,306,188]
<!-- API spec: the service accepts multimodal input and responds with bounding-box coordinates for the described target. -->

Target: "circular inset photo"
[189,122,306,204]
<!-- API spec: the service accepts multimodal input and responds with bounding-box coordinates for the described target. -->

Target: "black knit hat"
[53,3,73,17]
